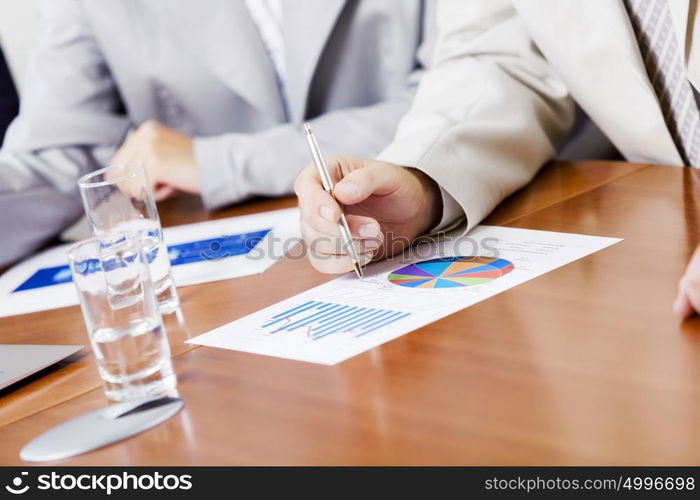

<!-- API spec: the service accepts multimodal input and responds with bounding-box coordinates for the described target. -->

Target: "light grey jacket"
[379,0,697,232]
[0,0,435,266]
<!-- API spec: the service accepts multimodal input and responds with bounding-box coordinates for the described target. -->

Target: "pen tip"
[303,122,312,134]
[353,261,364,279]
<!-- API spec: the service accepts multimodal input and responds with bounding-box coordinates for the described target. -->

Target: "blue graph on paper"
[261,300,411,340]
[12,228,271,293]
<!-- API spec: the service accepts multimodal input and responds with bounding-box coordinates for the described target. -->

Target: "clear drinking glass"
[68,234,177,401]
[78,164,179,314]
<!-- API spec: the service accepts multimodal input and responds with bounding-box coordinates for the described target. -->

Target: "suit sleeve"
[0,0,130,267]
[377,0,575,232]
[192,3,438,210]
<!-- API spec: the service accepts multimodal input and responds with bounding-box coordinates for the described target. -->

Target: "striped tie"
[623,0,700,166]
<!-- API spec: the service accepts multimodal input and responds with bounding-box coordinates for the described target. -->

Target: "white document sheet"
[0,208,300,318]
[189,226,622,365]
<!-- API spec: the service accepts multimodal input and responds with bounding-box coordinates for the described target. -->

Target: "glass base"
[158,295,180,315]
[156,281,180,315]
[104,373,178,402]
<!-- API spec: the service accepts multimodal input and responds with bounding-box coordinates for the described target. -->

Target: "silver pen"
[303,122,364,278]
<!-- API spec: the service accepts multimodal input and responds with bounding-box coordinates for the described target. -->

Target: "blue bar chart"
[262,300,411,340]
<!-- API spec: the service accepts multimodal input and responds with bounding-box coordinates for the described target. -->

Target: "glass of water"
[78,164,179,314]
[68,233,177,401]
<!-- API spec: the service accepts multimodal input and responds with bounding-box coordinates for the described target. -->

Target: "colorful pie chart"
[387,256,514,289]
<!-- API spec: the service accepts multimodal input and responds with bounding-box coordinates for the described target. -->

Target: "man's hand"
[111,120,199,201]
[294,157,442,274]
[674,245,700,319]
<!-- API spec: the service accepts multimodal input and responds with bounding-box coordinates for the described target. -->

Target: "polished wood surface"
[6,161,699,464]
[0,161,624,430]
[484,160,647,225]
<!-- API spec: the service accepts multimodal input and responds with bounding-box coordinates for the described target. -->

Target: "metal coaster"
[20,396,184,462]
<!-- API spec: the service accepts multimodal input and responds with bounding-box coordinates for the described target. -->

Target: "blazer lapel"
[283,0,347,122]
[152,0,286,122]
[523,0,682,164]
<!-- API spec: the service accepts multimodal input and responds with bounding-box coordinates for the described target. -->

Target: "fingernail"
[359,224,379,238]
[364,239,380,250]
[336,181,360,198]
[320,206,335,222]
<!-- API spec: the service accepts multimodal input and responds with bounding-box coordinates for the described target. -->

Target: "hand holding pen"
[297,123,443,276]
[303,123,364,277]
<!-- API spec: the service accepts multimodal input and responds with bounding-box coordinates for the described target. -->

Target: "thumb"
[333,162,402,205]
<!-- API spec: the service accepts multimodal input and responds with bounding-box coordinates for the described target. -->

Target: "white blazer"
[379,0,694,231]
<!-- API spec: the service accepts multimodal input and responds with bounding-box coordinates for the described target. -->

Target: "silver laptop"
[0,345,84,391]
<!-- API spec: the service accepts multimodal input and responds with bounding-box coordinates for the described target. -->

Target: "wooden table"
[3,160,697,465]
